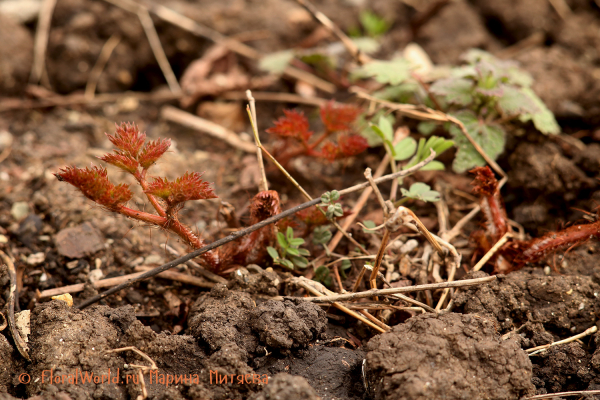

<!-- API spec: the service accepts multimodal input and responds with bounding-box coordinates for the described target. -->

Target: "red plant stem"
[307,130,333,151]
[134,170,167,218]
[481,191,508,240]
[117,205,220,269]
[516,220,600,264]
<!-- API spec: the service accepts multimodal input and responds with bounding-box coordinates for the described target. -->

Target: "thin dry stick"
[137,8,182,93]
[85,34,122,100]
[162,244,227,284]
[0,91,181,113]
[30,0,58,84]
[472,232,513,272]
[38,268,214,299]
[522,389,600,400]
[161,105,256,153]
[295,0,371,65]
[295,275,496,303]
[105,346,157,400]
[292,277,388,333]
[526,326,598,355]
[246,90,269,192]
[0,251,29,360]
[221,91,327,107]
[363,168,391,297]
[135,0,336,93]
[443,205,481,242]
[76,152,437,309]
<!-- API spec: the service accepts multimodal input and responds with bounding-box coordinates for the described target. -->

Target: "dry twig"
[30,0,57,84]
[161,105,256,153]
[526,326,598,355]
[294,275,496,303]
[0,251,29,360]
[85,34,122,100]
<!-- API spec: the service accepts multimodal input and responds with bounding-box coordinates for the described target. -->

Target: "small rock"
[0,130,13,149]
[16,214,42,247]
[10,201,29,221]
[54,223,104,258]
[26,252,45,265]
[15,310,30,343]
[87,268,104,283]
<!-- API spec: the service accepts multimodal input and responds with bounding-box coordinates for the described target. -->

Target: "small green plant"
[267,227,310,269]
[358,10,391,37]
[356,49,560,172]
[320,190,344,219]
[400,182,440,202]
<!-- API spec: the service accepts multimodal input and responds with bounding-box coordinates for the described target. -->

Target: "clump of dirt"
[532,342,595,394]
[188,285,327,356]
[227,264,282,297]
[0,333,24,395]
[251,298,327,354]
[249,373,320,400]
[255,344,365,400]
[187,284,258,354]
[454,270,600,336]
[365,313,535,400]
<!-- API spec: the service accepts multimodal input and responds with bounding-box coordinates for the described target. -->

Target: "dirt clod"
[249,373,321,400]
[365,312,535,400]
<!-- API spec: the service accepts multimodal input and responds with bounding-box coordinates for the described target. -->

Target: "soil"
[1,0,600,399]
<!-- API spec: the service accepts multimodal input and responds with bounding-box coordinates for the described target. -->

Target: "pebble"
[88,268,104,283]
[10,201,29,221]
[54,223,104,258]
[144,254,164,265]
[26,252,45,265]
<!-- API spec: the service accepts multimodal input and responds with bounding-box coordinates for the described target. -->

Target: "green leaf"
[519,88,560,135]
[288,238,305,247]
[286,226,294,241]
[313,226,332,245]
[497,85,539,116]
[277,232,288,249]
[362,220,377,234]
[281,259,294,269]
[393,137,417,161]
[259,50,294,74]
[286,247,300,256]
[340,259,352,279]
[401,182,440,202]
[449,111,506,173]
[359,112,394,147]
[326,206,334,219]
[267,246,279,260]
[429,78,474,106]
[377,115,394,142]
[359,10,390,37]
[417,121,438,135]
[298,248,311,257]
[330,190,340,201]
[332,204,344,217]
[357,58,412,85]
[428,137,454,155]
[291,256,309,269]
[321,192,331,204]
[418,160,445,171]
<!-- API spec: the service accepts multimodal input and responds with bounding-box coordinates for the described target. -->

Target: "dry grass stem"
[85,34,122,100]
[137,8,182,94]
[30,0,57,84]
[292,277,388,333]
[297,275,496,303]
[246,90,269,192]
[526,326,597,355]
[161,105,256,153]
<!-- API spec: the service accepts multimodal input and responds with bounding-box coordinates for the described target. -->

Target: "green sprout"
[267,227,310,270]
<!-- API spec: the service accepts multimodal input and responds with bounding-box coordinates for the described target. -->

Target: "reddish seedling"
[470,166,600,272]
[55,122,279,274]
[266,101,368,166]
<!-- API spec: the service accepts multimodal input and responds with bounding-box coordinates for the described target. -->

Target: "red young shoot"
[266,100,366,165]
[470,167,600,273]
[56,122,223,271]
